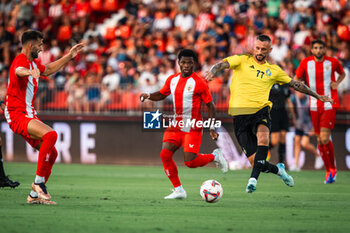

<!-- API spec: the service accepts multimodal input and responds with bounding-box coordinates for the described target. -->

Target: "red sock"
[318,144,330,172]
[325,141,336,172]
[44,147,58,183]
[184,153,215,168]
[160,149,181,188]
[36,131,58,178]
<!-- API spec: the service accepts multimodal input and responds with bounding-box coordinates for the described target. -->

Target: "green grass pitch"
[1,163,350,233]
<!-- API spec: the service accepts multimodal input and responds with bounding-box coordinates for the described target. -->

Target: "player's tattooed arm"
[140,91,167,102]
[205,61,230,81]
[289,79,333,103]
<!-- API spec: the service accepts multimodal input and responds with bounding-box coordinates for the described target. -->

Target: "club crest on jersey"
[187,84,193,91]
[266,69,271,76]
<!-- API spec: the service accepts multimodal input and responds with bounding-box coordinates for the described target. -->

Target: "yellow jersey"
[223,54,291,116]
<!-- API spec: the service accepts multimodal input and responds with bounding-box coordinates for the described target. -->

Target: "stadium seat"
[45,91,68,110]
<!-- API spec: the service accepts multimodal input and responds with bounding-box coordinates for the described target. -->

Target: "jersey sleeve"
[222,55,243,69]
[159,76,172,96]
[334,58,344,75]
[295,59,306,79]
[198,79,213,104]
[274,67,292,85]
[13,55,29,71]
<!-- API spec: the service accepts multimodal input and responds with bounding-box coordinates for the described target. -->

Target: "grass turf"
[0,163,350,233]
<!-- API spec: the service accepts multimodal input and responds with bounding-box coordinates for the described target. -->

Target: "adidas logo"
[257,160,265,164]
[249,65,255,69]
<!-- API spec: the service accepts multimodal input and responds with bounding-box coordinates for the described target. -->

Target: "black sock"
[0,146,6,178]
[278,143,286,163]
[250,146,268,179]
[263,162,278,174]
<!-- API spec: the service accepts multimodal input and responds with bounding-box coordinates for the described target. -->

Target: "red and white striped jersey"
[5,53,46,120]
[159,72,213,132]
[295,56,344,111]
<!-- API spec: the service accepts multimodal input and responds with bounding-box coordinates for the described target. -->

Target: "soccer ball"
[200,180,223,203]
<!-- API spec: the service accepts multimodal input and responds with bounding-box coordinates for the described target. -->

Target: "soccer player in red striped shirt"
[5,30,84,204]
[140,49,228,199]
[294,39,345,184]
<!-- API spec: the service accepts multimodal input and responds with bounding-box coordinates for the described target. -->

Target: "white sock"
[34,175,45,184]
[30,191,38,198]
[175,185,184,192]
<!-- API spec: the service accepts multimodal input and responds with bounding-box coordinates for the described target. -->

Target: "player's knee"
[160,149,173,161]
[320,137,329,145]
[257,136,269,146]
[44,131,58,143]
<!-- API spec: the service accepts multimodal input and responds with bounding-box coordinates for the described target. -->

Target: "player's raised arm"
[204,61,230,81]
[41,43,85,76]
[288,79,333,103]
[140,91,167,102]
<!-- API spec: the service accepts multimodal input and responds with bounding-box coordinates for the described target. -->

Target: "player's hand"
[140,93,150,102]
[210,129,219,141]
[331,81,338,90]
[29,68,40,79]
[69,43,85,58]
[318,95,333,104]
[204,71,215,81]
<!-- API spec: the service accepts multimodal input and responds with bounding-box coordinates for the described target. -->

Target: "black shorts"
[295,128,309,137]
[233,106,271,157]
[270,108,289,132]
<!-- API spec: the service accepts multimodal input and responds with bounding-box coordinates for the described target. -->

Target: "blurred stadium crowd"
[0,0,350,114]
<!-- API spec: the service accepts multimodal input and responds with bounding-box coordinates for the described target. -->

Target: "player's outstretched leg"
[160,149,187,199]
[32,131,57,201]
[213,149,228,173]
[277,163,294,187]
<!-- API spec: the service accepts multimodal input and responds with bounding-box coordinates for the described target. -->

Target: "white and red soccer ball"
[200,180,223,203]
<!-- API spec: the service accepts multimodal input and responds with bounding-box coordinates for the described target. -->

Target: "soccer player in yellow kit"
[205,35,333,193]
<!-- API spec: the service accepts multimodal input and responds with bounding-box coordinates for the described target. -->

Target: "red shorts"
[310,109,336,134]
[162,127,202,153]
[7,111,42,148]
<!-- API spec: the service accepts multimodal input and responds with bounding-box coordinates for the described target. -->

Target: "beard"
[314,54,324,60]
[31,50,39,59]
[255,54,266,61]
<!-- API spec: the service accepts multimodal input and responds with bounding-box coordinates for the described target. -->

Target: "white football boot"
[246,178,257,193]
[213,148,228,173]
[164,189,187,199]
[277,163,294,187]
